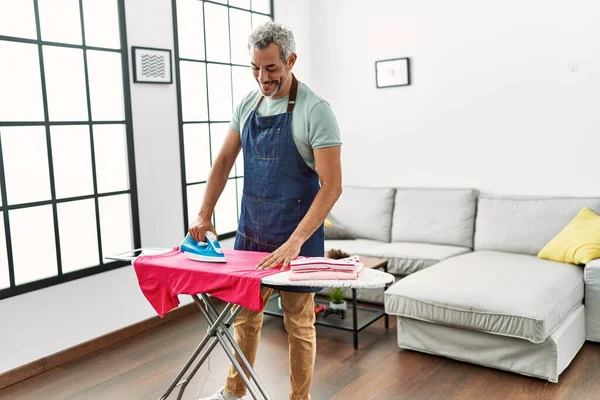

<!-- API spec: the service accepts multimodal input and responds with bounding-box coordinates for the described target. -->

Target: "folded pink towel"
[290,255,363,273]
[289,255,364,280]
[289,267,362,281]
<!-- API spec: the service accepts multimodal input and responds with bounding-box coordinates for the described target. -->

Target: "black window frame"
[172,0,275,239]
[0,0,140,300]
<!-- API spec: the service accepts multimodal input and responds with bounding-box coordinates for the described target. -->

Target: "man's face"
[250,43,295,98]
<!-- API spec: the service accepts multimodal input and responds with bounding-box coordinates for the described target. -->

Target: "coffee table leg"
[384,264,389,329]
[352,288,358,349]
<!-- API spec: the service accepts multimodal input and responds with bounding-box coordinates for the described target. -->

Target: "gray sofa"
[324,185,600,383]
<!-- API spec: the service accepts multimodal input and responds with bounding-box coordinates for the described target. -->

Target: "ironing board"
[108,248,395,400]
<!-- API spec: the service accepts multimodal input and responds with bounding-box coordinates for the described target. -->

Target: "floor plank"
[1,307,600,400]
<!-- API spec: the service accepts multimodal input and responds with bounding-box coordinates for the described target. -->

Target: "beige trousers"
[224,287,316,400]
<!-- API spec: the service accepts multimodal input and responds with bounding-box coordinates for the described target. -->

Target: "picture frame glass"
[133,47,172,83]
[376,58,409,88]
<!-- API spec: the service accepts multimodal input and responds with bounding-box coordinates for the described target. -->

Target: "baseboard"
[0,303,198,391]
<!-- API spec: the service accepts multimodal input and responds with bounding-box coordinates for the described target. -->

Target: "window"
[0,0,139,299]
[173,0,273,237]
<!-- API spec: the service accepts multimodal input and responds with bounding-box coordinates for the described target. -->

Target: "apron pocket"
[253,127,280,160]
[241,194,300,248]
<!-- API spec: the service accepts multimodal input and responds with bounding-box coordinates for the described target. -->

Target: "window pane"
[0,213,9,289]
[11,205,57,285]
[204,3,230,63]
[0,0,37,39]
[43,46,89,121]
[87,50,125,121]
[229,9,251,65]
[82,0,120,49]
[231,65,255,108]
[0,41,44,122]
[38,0,82,45]
[180,61,208,121]
[51,125,94,199]
[251,0,271,14]
[99,194,133,259]
[186,183,206,226]
[183,123,210,184]
[210,123,234,177]
[229,0,250,10]
[215,179,237,234]
[176,0,204,60]
[1,126,51,205]
[251,13,271,29]
[93,124,129,193]
[211,0,227,4]
[58,199,99,273]
[207,63,232,121]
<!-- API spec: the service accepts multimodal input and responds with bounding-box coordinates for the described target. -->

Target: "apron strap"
[253,74,299,112]
[287,74,298,112]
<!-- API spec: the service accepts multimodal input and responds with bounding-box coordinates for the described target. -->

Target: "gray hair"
[248,21,295,62]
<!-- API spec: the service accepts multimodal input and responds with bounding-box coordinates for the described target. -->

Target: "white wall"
[310,0,600,196]
[0,0,310,375]
[274,0,313,86]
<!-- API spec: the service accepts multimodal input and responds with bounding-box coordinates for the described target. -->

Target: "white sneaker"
[198,387,242,400]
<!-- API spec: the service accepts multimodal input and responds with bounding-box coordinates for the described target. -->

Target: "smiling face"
[250,43,296,98]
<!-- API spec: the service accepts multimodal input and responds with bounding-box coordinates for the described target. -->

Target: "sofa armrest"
[585,259,600,342]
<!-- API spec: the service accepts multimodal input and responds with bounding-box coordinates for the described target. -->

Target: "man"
[190,20,342,400]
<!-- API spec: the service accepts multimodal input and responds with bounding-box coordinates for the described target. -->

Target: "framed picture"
[375,57,410,88]
[132,46,172,84]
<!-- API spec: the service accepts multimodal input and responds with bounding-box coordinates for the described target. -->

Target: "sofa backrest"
[474,195,600,255]
[391,188,478,248]
[329,186,396,242]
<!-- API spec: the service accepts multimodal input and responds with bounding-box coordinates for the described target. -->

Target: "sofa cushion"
[325,239,386,257]
[474,195,600,256]
[325,240,470,276]
[585,258,600,341]
[324,214,356,240]
[328,186,395,242]
[391,188,478,248]
[385,251,584,343]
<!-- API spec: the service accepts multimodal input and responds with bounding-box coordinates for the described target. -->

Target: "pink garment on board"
[132,247,280,317]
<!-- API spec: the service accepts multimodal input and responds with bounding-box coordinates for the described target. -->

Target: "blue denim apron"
[234,75,324,293]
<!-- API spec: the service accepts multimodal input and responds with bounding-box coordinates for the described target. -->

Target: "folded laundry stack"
[289,255,364,281]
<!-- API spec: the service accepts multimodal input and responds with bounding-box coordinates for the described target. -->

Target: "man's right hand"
[188,217,217,242]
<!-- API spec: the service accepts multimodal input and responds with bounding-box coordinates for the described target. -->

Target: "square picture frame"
[375,57,411,88]
[132,46,173,84]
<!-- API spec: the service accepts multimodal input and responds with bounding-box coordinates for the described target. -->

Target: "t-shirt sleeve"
[229,91,255,133]
[307,101,342,149]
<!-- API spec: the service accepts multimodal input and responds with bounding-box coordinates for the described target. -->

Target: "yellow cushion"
[538,207,600,265]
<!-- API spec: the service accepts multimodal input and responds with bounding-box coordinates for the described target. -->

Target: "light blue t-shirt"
[229,81,342,171]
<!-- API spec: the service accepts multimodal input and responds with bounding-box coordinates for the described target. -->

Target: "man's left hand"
[256,238,303,270]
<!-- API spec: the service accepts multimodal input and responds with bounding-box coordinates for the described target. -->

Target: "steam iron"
[179,231,226,263]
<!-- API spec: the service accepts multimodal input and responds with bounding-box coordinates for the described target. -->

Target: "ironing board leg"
[195,295,271,400]
[200,294,272,400]
[159,295,272,400]
[160,300,237,400]
[175,304,245,399]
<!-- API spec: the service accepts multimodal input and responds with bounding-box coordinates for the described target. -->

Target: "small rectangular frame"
[132,46,173,84]
[375,57,411,88]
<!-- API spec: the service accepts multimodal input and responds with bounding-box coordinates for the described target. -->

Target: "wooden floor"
[2,307,600,400]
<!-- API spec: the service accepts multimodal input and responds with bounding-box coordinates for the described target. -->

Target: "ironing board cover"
[133,248,280,317]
